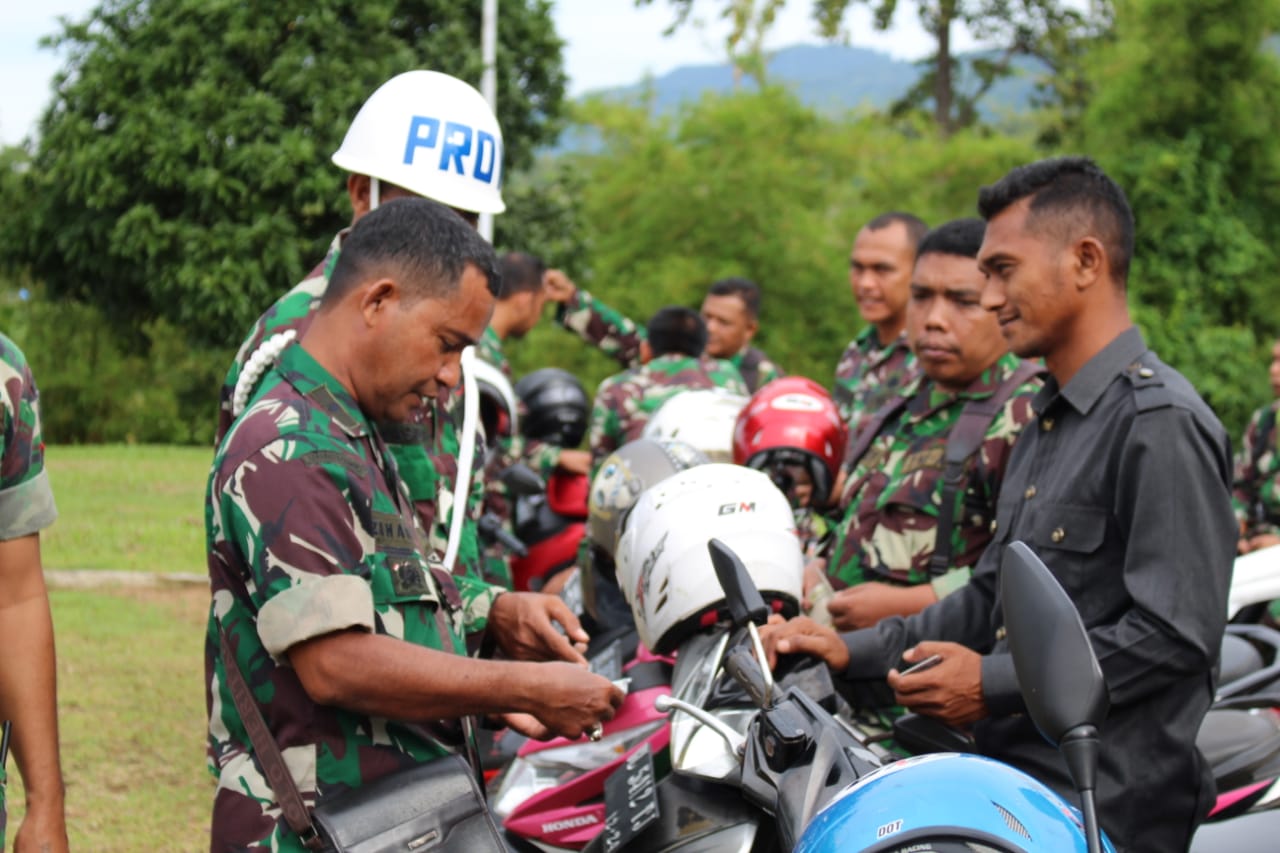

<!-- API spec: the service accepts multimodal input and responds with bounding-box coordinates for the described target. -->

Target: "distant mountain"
[573,42,1043,118]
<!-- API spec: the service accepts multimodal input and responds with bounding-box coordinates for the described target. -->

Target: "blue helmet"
[794,753,1116,853]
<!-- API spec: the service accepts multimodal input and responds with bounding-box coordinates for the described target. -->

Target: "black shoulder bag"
[218,630,507,853]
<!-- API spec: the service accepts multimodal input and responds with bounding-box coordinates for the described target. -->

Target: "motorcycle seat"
[1197,709,1280,790]
[1222,633,1266,685]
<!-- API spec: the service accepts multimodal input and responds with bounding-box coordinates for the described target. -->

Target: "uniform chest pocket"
[1022,504,1108,595]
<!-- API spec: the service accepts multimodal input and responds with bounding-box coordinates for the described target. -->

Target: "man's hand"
[827,581,937,631]
[760,615,850,671]
[13,800,69,853]
[887,642,987,727]
[542,269,577,304]
[489,592,589,665]
[557,449,591,476]
[1243,533,1280,554]
[522,662,625,740]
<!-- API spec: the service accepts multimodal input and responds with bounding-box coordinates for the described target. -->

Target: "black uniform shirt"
[841,327,1236,853]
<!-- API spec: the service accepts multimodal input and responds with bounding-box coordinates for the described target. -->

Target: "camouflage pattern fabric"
[732,346,785,394]
[556,288,644,369]
[216,231,499,617]
[206,342,470,851]
[477,327,562,478]
[1233,399,1280,538]
[588,354,748,470]
[558,289,783,394]
[824,353,1039,597]
[833,326,921,442]
[0,333,57,540]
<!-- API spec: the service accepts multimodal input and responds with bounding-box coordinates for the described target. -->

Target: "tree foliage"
[2,0,566,349]
[638,0,1110,135]
[507,87,1037,393]
[1079,0,1280,436]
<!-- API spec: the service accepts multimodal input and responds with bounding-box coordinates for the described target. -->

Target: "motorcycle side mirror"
[708,538,768,627]
[1001,539,1108,853]
[500,463,546,497]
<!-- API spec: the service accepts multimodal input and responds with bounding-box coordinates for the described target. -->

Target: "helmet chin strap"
[369,176,381,211]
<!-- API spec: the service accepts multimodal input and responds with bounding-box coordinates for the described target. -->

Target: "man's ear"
[359,278,399,327]
[347,174,372,220]
[639,340,653,365]
[1072,236,1106,292]
[745,316,759,341]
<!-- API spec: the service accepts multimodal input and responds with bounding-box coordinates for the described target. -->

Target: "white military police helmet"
[332,70,505,214]
[641,389,749,464]
[615,463,803,654]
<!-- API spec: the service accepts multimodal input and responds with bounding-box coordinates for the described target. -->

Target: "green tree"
[2,0,566,349]
[640,0,1109,136]
[1078,0,1280,436]
[509,87,1037,394]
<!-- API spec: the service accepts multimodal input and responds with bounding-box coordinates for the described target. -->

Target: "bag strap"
[928,361,1045,576]
[219,628,326,851]
[843,393,913,472]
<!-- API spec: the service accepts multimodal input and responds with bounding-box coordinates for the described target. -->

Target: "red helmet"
[732,377,847,508]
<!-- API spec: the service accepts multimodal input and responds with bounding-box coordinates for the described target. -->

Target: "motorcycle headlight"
[490,720,665,819]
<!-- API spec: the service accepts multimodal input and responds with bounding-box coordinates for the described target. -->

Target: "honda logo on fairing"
[541,814,600,834]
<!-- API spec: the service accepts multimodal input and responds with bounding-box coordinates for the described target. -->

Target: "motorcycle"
[583,538,1116,852]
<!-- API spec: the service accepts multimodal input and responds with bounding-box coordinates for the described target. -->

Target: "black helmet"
[515,368,589,447]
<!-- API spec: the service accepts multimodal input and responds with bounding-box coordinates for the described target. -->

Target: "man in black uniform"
[764,157,1235,853]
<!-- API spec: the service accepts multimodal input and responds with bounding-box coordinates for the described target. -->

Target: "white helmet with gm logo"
[332,70,505,214]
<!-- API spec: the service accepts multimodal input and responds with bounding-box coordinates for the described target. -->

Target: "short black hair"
[864,211,930,252]
[977,156,1135,284]
[647,306,707,358]
[498,251,546,299]
[916,218,986,261]
[322,198,500,308]
[707,277,761,320]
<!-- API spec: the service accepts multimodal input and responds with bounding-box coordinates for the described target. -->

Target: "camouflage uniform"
[833,326,921,441]
[217,231,498,608]
[731,345,785,394]
[588,354,748,470]
[206,341,477,851]
[0,334,57,541]
[558,289,782,391]
[1233,399,1280,539]
[824,353,1039,599]
[556,288,645,369]
[0,334,57,844]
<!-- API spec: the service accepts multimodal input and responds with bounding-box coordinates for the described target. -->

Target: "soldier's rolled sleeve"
[258,575,375,658]
[0,470,56,540]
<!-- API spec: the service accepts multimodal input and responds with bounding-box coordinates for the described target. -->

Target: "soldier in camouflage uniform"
[480,252,591,479]
[820,219,1041,631]
[218,70,501,597]
[589,307,748,472]
[206,200,622,851]
[1233,338,1280,555]
[0,335,68,853]
[833,212,929,441]
[545,270,784,391]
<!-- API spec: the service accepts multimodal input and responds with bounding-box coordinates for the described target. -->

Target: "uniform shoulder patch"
[1124,358,1172,412]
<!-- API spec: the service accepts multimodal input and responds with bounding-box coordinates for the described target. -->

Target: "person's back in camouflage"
[822,218,1040,633]
[588,307,747,472]
[546,270,784,392]
[834,212,928,442]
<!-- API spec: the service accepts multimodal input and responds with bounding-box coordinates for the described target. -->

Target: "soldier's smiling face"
[359,263,494,423]
[849,221,915,335]
[908,251,1007,393]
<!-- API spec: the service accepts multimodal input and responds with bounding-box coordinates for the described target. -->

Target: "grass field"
[41,444,210,573]
[4,446,214,848]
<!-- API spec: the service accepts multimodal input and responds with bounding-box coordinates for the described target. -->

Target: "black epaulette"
[1124,356,1172,412]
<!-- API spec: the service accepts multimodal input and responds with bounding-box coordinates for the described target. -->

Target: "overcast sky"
[0,1,979,146]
